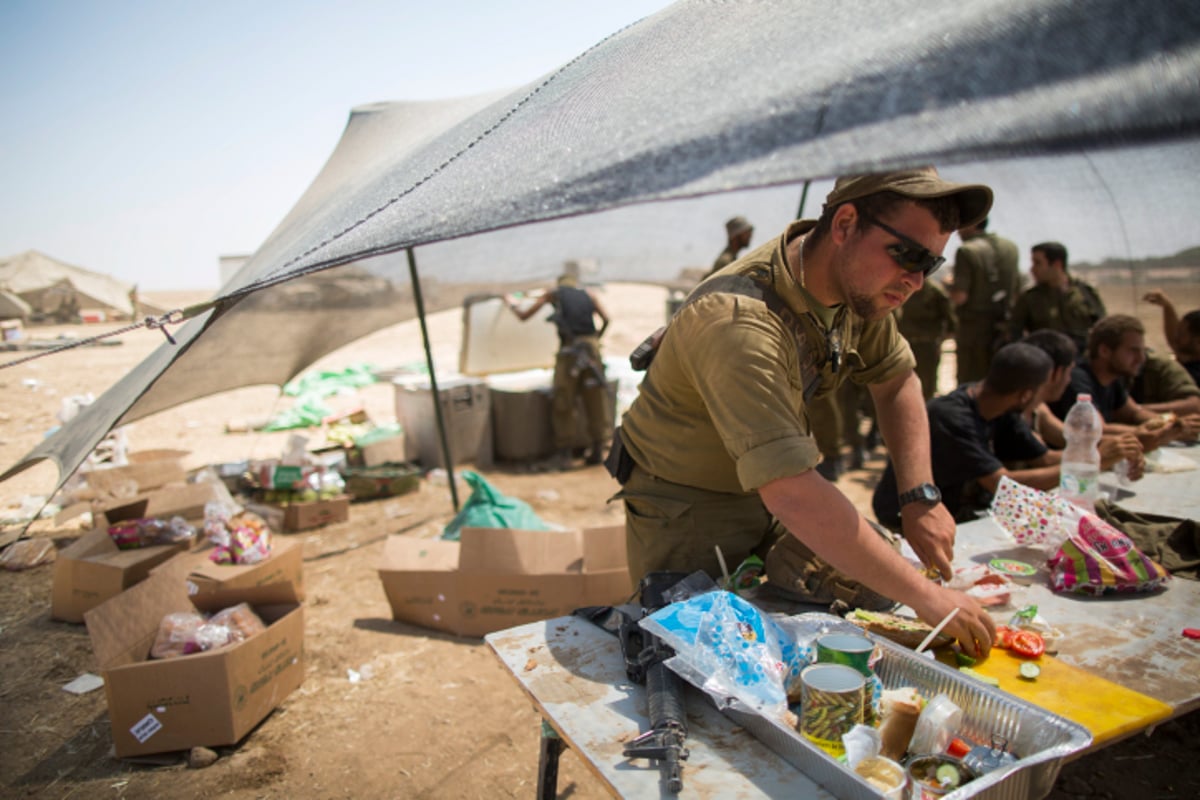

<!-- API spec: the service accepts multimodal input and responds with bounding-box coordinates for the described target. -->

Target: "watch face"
[902,483,941,506]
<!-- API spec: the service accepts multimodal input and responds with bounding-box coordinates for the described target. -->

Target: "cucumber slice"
[1019,662,1041,680]
[935,762,962,787]
[959,666,1001,686]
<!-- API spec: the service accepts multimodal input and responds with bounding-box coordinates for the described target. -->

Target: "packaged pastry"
[150,611,208,659]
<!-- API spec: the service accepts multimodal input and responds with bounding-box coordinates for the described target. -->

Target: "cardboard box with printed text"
[376,526,630,637]
[84,557,305,758]
[50,482,224,623]
[154,536,306,605]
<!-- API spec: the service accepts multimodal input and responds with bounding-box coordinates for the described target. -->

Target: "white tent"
[0,250,136,321]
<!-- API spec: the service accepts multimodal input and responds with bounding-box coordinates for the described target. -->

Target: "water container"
[1060,393,1102,510]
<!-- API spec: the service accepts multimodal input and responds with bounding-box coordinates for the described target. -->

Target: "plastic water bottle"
[1060,394,1102,510]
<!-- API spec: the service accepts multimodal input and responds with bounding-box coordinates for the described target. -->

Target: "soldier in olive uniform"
[610,168,998,656]
[1127,350,1200,418]
[1010,241,1105,353]
[704,215,754,278]
[948,218,1019,384]
[898,278,957,400]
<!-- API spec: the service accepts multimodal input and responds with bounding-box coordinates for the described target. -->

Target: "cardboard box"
[51,482,224,623]
[84,449,190,497]
[394,377,493,469]
[377,526,630,637]
[357,432,408,467]
[157,536,306,605]
[84,558,305,758]
[51,531,189,623]
[244,494,350,532]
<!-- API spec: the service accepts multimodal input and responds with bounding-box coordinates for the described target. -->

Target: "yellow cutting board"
[939,647,1173,747]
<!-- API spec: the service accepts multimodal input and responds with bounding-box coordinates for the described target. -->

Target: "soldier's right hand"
[910,588,996,659]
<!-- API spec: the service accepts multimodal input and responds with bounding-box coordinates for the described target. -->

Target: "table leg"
[537,719,565,800]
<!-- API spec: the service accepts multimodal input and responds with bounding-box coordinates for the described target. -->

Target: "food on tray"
[878,687,924,760]
[847,609,951,649]
[907,754,973,794]
[853,755,906,794]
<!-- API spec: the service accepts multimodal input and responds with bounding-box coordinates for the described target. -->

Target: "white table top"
[486,617,834,799]
[1099,441,1200,522]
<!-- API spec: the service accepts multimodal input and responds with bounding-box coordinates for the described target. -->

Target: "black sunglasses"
[860,212,945,277]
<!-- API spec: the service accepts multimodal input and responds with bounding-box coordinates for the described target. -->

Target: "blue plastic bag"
[641,590,814,714]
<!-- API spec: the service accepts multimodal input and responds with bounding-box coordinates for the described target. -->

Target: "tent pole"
[406,247,460,512]
[795,180,812,220]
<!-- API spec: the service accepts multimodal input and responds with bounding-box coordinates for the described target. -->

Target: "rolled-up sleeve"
[680,296,822,491]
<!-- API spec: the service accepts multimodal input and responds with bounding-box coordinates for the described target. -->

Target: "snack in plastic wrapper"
[150,611,208,659]
[208,510,272,565]
[208,602,268,642]
[640,590,814,717]
[107,516,198,550]
[1047,503,1170,596]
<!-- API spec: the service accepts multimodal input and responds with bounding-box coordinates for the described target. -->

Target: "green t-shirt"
[621,220,915,494]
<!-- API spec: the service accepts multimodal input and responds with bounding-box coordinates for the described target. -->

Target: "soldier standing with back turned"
[949,217,1019,384]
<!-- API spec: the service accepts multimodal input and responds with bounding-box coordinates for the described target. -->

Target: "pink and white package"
[988,476,1074,550]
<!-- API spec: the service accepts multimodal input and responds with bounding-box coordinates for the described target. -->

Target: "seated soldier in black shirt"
[873,342,1061,527]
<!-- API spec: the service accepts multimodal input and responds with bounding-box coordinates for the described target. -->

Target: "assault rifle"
[619,571,690,793]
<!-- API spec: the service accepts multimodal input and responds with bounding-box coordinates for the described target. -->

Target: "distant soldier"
[507,265,611,469]
[1010,241,1105,353]
[898,279,957,400]
[948,217,1019,384]
[704,216,754,278]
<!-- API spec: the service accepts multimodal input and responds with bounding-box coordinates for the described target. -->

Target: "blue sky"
[0,0,673,290]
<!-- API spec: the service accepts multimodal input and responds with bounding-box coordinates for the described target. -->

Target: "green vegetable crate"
[340,463,422,502]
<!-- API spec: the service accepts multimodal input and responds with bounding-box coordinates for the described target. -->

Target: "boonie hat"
[824,167,993,229]
[725,215,753,236]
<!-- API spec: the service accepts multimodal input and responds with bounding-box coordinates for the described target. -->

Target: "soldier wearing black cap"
[614,167,998,656]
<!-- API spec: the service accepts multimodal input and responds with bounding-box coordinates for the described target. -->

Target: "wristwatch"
[898,482,942,508]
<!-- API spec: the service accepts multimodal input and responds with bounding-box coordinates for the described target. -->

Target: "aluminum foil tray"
[709,613,1092,800]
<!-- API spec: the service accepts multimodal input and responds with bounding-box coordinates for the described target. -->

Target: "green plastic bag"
[440,471,551,541]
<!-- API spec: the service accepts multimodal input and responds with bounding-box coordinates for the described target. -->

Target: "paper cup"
[798,663,864,758]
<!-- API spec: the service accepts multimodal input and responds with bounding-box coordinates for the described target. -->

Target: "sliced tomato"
[994,625,1016,649]
[1009,630,1046,659]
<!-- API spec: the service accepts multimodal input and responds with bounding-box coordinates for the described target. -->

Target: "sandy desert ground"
[1,281,1198,799]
